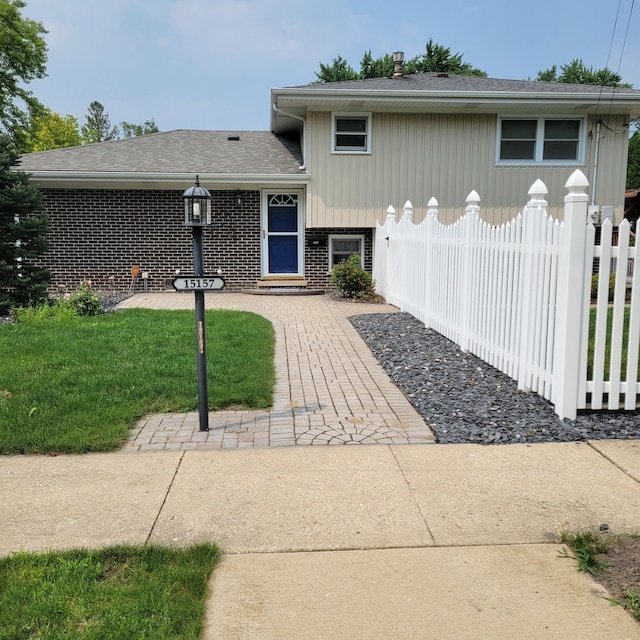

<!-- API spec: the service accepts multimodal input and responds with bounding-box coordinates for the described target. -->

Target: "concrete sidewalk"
[3,293,640,638]
[2,442,640,637]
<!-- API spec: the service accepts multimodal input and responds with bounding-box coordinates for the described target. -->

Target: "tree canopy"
[24,108,81,152]
[314,39,487,83]
[628,129,640,190]
[0,0,48,148]
[535,58,631,88]
[120,119,159,139]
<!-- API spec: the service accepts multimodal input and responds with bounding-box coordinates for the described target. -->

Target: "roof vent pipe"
[392,51,404,78]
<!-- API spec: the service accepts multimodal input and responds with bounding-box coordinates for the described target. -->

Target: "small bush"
[67,281,103,316]
[330,254,378,301]
[591,273,616,302]
[9,282,103,323]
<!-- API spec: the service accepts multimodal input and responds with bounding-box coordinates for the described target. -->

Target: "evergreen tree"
[0,134,50,312]
[81,101,119,143]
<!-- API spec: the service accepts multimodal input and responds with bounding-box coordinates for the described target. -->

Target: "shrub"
[67,281,103,316]
[591,273,616,302]
[9,282,103,323]
[330,254,378,301]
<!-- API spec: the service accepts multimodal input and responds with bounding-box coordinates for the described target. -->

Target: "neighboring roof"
[17,130,307,189]
[272,72,640,134]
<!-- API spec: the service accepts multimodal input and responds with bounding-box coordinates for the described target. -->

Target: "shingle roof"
[288,72,640,96]
[17,130,304,175]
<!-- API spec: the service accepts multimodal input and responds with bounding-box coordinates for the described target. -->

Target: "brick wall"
[40,188,262,293]
[304,228,373,290]
[39,188,375,294]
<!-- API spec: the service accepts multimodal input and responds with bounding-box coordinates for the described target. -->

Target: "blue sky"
[22,0,640,133]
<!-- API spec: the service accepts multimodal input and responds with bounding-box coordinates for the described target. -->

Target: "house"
[17,61,640,294]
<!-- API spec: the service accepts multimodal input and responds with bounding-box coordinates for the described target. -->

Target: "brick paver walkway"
[118,293,435,450]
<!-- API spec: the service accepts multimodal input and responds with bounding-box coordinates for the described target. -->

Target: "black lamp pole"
[182,176,212,432]
[192,224,208,432]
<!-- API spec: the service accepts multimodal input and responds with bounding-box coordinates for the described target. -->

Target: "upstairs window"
[498,117,583,164]
[332,114,371,153]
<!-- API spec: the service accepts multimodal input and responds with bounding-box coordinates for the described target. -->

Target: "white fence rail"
[373,170,639,419]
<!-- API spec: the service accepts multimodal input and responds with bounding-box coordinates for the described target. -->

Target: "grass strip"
[0,543,220,640]
[560,529,640,622]
[0,309,274,453]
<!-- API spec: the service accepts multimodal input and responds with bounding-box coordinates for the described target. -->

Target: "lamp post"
[182,176,212,432]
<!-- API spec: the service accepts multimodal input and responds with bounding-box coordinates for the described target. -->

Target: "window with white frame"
[328,235,365,269]
[498,117,583,164]
[332,114,371,153]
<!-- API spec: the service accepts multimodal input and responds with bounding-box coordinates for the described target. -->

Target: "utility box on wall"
[307,235,327,248]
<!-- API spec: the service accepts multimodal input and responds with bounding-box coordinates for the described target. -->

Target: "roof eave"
[273,88,640,115]
[22,171,310,189]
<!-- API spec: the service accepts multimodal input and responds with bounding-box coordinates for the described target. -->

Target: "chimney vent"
[392,51,404,79]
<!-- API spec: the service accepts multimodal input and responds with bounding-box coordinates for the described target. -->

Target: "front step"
[244,279,324,296]
[255,279,308,288]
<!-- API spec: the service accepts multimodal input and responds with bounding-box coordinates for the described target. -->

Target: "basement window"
[332,114,371,153]
[329,235,365,269]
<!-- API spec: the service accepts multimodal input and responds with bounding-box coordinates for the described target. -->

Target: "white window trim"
[328,234,365,270]
[496,116,586,166]
[331,113,371,154]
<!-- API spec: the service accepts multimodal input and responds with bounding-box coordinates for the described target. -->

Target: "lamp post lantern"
[182,176,213,432]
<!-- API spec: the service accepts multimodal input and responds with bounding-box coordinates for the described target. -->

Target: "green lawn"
[0,544,220,640]
[587,307,639,380]
[0,309,275,453]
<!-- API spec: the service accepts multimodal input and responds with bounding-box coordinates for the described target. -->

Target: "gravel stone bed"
[350,312,640,444]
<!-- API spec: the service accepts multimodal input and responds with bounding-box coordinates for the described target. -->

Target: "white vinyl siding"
[305,112,626,228]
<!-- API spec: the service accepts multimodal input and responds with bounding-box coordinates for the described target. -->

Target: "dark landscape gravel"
[351,312,640,444]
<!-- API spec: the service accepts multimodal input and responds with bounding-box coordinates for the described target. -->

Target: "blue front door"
[265,193,301,275]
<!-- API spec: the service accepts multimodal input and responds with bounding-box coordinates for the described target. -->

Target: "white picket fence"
[373,170,640,420]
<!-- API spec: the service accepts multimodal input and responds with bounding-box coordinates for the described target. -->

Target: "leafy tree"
[81,101,119,143]
[24,108,81,151]
[406,39,487,77]
[314,39,486,83]
[315,55,358,83]
[120,119,159,138]
[536,59,631,87]
[627,129,640,189]
[0,134,50,312]
[0,0,48,149]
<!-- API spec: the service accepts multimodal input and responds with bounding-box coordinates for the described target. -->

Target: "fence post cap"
[466,190,481,205]
[386,205,396,215]
[427,197,439,207]
[564,169,589,191]
[528,179,548,197]
[403,200,413,210]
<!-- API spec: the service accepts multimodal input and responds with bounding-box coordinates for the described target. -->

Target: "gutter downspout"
[272,103,306,170]
[591,120,601,205]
